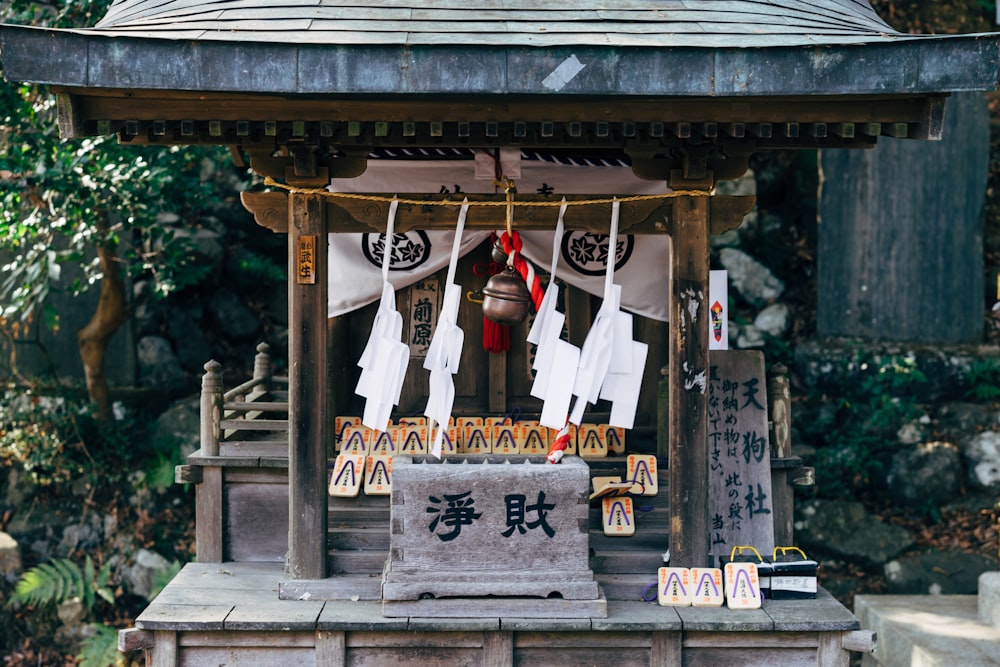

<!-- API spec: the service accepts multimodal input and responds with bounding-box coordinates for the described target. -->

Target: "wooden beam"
[195,466,223,563]
[151,631,177,667]
[668,195,711,569]
[326,194,676,234]
[287,192,329,580]
[66,88,949,126]
[244,189,753,236]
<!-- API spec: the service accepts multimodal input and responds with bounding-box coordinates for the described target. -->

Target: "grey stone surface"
[896,416,930,445]
[137,335,186,388]
[734,323,765,349]
[794,500,915,565]
[963,430,1000,492]
[384,455,595,604]
[886,442,963,510]
[718,247,784,305]
[754,302,790,337]
[937,402,1000,435]
[0,531,21,576]
[167,307,212,372]
[148,395,202,457]
[123,548,174,600]
[57,517,103,557]
[981,572,1000,627]
[856,594,1000,667]
[884,551,997,595]
[209,288,260,340]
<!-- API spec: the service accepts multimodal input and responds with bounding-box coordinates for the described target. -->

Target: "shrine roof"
[1,0,997,98]
[6,0,932,47]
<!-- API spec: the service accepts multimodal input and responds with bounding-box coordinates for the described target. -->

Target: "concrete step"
[855,593,1000,667]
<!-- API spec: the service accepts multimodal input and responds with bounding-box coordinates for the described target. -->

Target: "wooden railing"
[200,342,289,457]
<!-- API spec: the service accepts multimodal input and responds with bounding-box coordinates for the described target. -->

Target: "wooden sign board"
[706,350,775,567]
[296,235,317,284]
[335,416,362,451]
[329,453,365,497]
[406,278,439,359]
[577,424,607,458]
[341,425,371,455]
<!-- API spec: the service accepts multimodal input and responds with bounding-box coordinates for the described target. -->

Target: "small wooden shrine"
[2,1,998,665]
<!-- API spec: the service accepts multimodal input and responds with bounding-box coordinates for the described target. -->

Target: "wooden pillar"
[287,192,329,580]
[668,195,710,568]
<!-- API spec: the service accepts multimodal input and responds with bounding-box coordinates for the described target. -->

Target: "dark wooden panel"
[682,647,815,667]
[225,481,289,562]
[178,647,317,667]
[347,647,482,667]
[515,647,649,667]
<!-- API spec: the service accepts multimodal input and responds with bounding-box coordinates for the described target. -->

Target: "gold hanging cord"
[262,176,713,207]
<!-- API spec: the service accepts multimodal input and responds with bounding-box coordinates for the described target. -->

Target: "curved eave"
[2,25,999,98]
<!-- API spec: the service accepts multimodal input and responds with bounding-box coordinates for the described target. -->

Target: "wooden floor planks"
[138,561,859,634]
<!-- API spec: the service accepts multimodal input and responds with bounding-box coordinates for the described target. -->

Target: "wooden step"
[328,506,391,527]
[328,550,387,575]
[224,401,289,412]
[589,549,667,575]
[328,526,391,551]
[329,494,391,509]
[279,573,382,602]
[596,573,658,602]
[588,530,668,551]
[219,440,287,457]
[221,418,289,431]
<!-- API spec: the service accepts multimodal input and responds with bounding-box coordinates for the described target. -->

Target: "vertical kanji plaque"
[706,350,775,566]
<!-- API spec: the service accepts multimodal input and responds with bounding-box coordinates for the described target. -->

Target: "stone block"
[0,531,21,575]
[980,572,1000,627]
[382,455,603,616]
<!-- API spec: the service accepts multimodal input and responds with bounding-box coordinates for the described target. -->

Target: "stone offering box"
[382,455,606,618]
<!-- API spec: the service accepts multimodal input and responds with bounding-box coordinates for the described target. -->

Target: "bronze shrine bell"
[482,265,532,324]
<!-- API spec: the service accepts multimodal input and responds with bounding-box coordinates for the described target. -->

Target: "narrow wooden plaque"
[296,234,317,284]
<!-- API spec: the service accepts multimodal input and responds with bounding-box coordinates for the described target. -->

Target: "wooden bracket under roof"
[240,191,755,237]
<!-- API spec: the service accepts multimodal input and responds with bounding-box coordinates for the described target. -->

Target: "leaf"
[83,555,96,612]
[96,587,116,605]
[78,623,123,667]
[7,558,82,608]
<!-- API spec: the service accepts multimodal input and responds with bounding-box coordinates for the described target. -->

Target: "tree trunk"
[77,212,128,419]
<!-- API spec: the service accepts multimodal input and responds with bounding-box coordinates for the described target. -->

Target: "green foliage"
[78,623,124,667]
[961,358,1000,402]
[0,389,139,490]
[0,0,238,329]
[799,352,928,497]
[4,0,114,28]
[7,555,114,614]
[231,249,287,285]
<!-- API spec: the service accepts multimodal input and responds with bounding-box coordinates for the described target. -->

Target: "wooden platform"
[127,561,867,666]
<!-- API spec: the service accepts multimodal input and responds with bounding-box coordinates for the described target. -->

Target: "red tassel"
[483,316,510,353]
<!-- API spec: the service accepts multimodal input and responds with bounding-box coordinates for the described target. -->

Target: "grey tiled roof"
[83,0,905,48]
[0,1,997,105]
